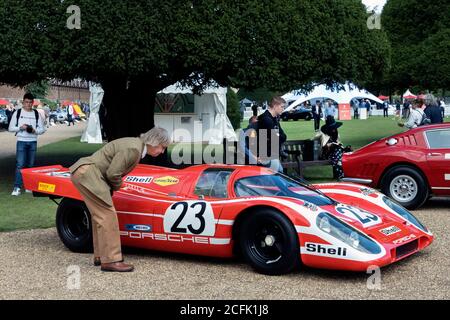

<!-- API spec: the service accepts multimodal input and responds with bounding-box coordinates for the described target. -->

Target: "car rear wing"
[21,165,83,201]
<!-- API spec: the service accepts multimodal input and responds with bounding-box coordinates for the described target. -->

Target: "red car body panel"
[342,123,450,196]
[22,163,434,272]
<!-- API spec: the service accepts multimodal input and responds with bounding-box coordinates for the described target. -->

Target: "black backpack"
[9,108,39,128]
[416,109,431,126]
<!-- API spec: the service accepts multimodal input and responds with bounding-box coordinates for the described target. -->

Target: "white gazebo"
[283,82,383,120]
[81,82,104,144]
[157,83,236,144]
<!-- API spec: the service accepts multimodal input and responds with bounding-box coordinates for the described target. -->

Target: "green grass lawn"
[0,137,103,232]
[0,116,439,232]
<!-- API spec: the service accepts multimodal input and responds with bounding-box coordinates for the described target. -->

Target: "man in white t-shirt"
[8,93,46,196]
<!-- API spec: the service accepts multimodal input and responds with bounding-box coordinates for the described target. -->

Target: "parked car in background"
[281,106,313,121]
[0,109,8,128]
[342,123,450,209]
[49,110,67,124]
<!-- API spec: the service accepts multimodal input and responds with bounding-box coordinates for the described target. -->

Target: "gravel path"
[0,122,87,159]
[0,198,449,300]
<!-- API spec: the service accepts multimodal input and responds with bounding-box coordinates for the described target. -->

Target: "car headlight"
[316,212,381,254]
[382,196,428,232]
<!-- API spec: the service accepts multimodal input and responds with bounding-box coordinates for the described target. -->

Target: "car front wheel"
[381,166,429,210]
[56,198,93,253]
[239,209,300,275]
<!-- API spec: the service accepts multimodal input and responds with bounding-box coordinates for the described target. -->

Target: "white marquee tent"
[158,83,236,144]
[81,82,236,145]
[81,83,104,144]
[284,82,383,112]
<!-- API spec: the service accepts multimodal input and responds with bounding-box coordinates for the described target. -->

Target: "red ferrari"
[343,123,450,209]
[22,164,433,275]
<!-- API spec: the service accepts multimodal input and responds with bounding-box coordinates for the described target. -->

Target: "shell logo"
[153,176,179,186]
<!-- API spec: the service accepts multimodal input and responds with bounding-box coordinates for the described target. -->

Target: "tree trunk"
[100,77,157,141]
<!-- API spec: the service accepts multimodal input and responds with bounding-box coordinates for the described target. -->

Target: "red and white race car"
[22,164,433,275]
[343,123,450,209]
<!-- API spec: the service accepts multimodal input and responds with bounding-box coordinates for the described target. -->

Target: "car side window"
[425,130,450,149]
[194,169,233,198]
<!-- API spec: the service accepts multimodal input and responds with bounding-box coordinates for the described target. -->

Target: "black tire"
[56,198,93,253]
[381,166,429,210]
[304,114,312,121]
[239,209,300,275]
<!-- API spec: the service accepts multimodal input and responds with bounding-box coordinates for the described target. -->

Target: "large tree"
[382,0,450,93]
[0,0,390,140]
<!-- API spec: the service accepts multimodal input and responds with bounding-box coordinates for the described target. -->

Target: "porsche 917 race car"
[22,164,433,275]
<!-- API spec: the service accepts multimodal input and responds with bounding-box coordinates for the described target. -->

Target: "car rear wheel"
[239,209,300,275]
[56,198,93,253]
[381,166,429,210]
[304,114,312,121]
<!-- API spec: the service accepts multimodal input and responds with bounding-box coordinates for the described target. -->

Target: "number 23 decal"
[336,205,381,228]
[163,201,215,236]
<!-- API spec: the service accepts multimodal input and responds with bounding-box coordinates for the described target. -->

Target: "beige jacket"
[70,137,144,206]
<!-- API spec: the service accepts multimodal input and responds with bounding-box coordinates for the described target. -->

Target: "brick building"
[0,79,90,103]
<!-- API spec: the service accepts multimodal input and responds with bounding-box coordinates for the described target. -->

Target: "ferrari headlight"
[382,196,428,232]
[316,212,381,254]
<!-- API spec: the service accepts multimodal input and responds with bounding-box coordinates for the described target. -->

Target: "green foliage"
[226,88,241,130]
[382,0,450,91]
[25,80,49,99]
[0,0,390,92]
[0,1,391,139]
[237,88,279,105]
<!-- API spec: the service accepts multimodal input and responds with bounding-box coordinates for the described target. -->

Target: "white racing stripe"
[210,238,231,245]
[117,210,234,226]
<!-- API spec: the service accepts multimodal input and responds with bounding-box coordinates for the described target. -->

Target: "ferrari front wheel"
[381,166,429,210]
[239,209,300,275]
[56,198,93,253]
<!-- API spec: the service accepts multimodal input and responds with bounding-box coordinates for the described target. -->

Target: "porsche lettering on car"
[22,164,433,275]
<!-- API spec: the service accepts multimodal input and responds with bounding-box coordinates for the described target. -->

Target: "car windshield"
[234,174,335,206]
[0,109,6,115]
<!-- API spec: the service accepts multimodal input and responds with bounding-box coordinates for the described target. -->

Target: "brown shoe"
[101,261,134,272]
[94,257,101,266]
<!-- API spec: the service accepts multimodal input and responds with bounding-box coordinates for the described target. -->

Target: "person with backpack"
[8,93,46,196]
[398,98,430,130]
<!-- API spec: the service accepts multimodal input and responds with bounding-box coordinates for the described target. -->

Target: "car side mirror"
[386,138,398,146]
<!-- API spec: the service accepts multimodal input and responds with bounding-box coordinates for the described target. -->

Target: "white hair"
[140,127,171,147]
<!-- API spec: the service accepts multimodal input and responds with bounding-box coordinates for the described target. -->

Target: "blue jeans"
[15,141,37,188]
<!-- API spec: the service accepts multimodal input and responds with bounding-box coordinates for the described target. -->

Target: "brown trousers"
[71,165,122,264]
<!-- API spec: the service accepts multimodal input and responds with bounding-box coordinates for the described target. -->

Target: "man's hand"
[20,124,28,130]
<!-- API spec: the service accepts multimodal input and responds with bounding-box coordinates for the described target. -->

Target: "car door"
[425,128,450,195]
